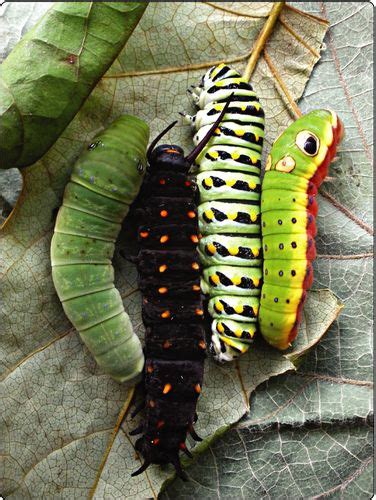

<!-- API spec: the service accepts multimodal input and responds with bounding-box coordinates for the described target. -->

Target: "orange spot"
[165,148,179,154]
[198,340,206,350]
[160,210,168,217]
[149,400,155,408]
[157,420,165,429]
[194,384,201,394]
[191,235,199,243]
[160,235,169,243]
[163,383,172,394]
[159,179,166,185]
[163,340,172,349]
[161,310,171,319]
[152,438,160,445]
[158,287,168,294]
[192,262,199,270]
[187,211,196,218]
[179,442,187,450]
[215,127,221,134]
[159,265,167,273]
[185,180,191,187]
[192,285,201,291]
[147,364,153,373]
[195,308,204,316]
[140,231,149,238]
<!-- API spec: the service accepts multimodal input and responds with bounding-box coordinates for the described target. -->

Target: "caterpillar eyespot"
[295,130,320,156]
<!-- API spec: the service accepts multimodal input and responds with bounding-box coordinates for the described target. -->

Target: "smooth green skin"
[0,2,148,169]
[51,115,149,383]
[259,110,335,350]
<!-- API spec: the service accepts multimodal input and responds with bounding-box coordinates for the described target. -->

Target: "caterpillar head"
[149,144,190,173]
[265,109,344,186]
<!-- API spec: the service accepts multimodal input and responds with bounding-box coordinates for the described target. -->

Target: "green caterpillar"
[187,64,343,360]
[259,109,344,349]
[51,115,149,382]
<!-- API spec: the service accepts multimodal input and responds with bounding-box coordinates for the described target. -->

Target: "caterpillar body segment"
[186,63,265,361]
[51,116,149,383]
[259,109,344,350]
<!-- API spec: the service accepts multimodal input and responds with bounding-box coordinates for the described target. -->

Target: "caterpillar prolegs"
[51,116,149,382]
[184,64,265,361]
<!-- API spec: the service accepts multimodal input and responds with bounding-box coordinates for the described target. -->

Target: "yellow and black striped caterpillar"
[184,64,264,361]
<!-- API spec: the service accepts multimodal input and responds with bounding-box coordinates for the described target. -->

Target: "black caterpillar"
[129,101,231,479]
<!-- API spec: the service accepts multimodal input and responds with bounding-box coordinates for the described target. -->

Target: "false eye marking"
[296,130,320,156]
[275,155,296,173]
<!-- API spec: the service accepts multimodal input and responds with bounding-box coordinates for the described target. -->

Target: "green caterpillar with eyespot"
[186,64,344,361]
[259,109,344,350]
[51,115,149,382]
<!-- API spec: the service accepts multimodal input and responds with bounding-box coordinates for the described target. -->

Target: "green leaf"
[0,1,148,169]
[1,2,371,499]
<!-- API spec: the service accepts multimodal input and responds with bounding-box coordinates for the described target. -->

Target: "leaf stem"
[89,386,136,499]
[263,49,303,119]
[243,2,285,82]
